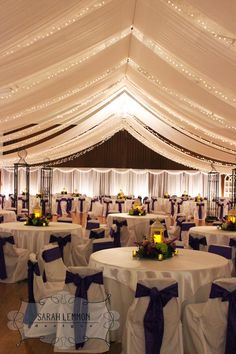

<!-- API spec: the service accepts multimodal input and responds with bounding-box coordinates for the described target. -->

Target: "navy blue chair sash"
[189,235,207,250]
[42,246,62,263]
[49,234,71,260]
[135,282,178,354]
[0,236,15,280]
[65,270,103,349]
[208,245,232,259]
[115,200,125,213]
[24,260,41,327]
[210,283,236,354]
[151,197,157,211]
[89,229,105,239]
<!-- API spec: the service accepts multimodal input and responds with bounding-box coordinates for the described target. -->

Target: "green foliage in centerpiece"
[25,214,49,227]
[134,239,176,260]
[129,204,146,216]
[220,220,236,231]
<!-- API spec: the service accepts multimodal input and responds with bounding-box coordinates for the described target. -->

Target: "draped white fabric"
[0,0,236,172]
[1,167,209,197]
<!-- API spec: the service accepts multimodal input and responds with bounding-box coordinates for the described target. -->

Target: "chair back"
[39,244,66,282]
[124,278,183,354]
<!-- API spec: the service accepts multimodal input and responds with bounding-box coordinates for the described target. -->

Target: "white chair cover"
[48,232,73,266]
[54,266,110,353]
[122,277,183,354]
[0,232,30,283]
[183,278,236,354]
[38,244,67,282]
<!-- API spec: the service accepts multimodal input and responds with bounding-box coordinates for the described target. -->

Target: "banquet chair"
[208,244,235,275]
[38,244,67,282]
[0,232,30,283]
[183,278,236,354]
[49,232,72,266]
[54,266,110,353]
[194,202,206,220]
[122,278,183,354]
[23,253,68,339]
[188,234,207,251]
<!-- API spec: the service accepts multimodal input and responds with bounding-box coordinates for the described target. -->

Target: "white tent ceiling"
[0,0,236,173]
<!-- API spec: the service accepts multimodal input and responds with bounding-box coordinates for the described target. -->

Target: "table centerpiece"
[117,190,126,200]
[220,209,236,231]
[128,203,146,216]
[25,214,49,227]
[132,238,177,261]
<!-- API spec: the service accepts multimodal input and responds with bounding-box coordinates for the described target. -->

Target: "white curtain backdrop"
[1,167,210,198]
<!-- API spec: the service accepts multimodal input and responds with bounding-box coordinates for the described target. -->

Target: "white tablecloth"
[89,247,231,341]
[0,209,17,223]
[0,221,83,252]
[107,213,168,242]
[189,225,236,246]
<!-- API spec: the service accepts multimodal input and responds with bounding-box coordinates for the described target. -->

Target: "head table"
[89,247,231,341]
[0,221,83,253]
[107,213,169,242]
[188,225,236,247]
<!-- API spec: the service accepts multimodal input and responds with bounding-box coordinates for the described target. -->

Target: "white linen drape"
[1,167,210,198]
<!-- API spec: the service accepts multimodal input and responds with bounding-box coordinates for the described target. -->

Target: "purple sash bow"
[0,195,5,208]
[90,198,98,211]
[144,201,151,213]
[177,200,183,214]
[89,229,105,239]
[42,246,62,263]
[208,245,232,259]
[49,234,71,260]
[135,282,178,354]
[0,236,15,279]
[24,260,41,327]
[115,200,125,213]
[0,216,3,223]
[169,199,175,216]
[189,235,207,250]
[210,283,236,354]
[56,198,64,216]
[18,197,27,209]
[79,198,85,213]
[86,220,100,230]
[229,238,236,248]
[66,198,73,214]
[104,200,113,217]
[65,271,103,349]
[151,198,157,211]
[9,194,16,208]
[197,202,204,219]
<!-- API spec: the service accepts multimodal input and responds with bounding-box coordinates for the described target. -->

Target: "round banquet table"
[0,221,83,253]
[107,213,169,242]
[0,209,17,223]
[188,225,236,247]
[89,247,231,341]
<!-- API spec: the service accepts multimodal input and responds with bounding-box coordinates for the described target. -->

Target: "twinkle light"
[164,0,236,51]
[1,0,111,59]
[0,60,126,123]
[133,28,236,107]
[0,28,130,101]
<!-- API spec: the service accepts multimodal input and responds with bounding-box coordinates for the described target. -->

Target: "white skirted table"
[0,221,83,252]
[107,213,169,242]
[89,247,231,341]
[0,209,17,223]
[188,225,236,247]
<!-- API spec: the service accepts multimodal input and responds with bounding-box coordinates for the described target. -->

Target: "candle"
[158,254,163,261]
[153,234,163,244]
[43,222,46,227]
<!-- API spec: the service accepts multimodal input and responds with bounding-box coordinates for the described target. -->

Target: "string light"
[133,28,236,107]
[0,60,126,123]
[164,0,236,51]
[1,0,111,59]
[0,28,130,101]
